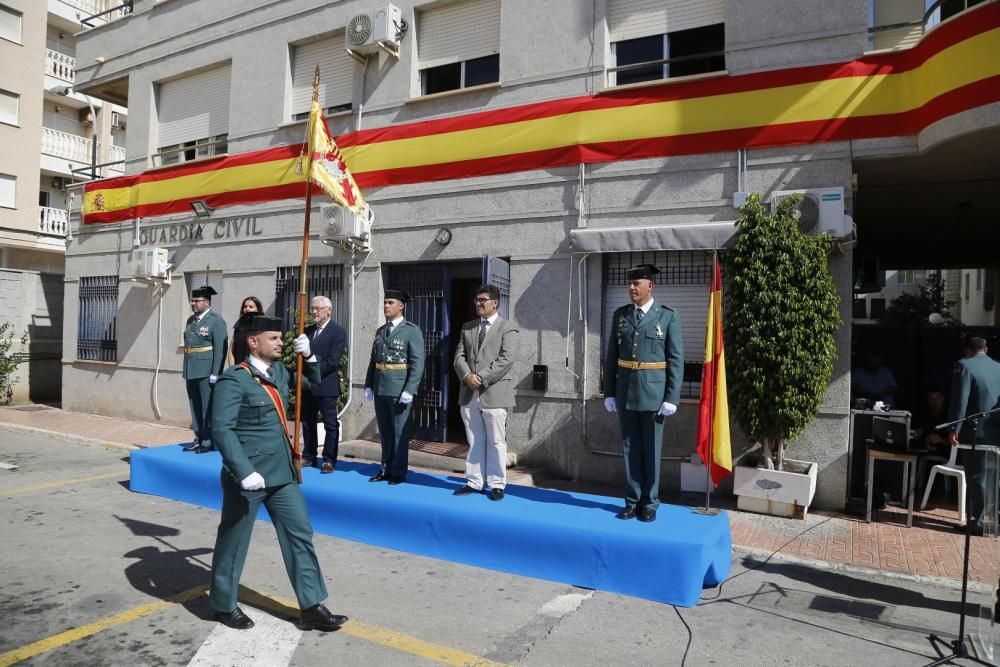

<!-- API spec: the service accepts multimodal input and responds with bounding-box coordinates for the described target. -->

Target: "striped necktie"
[636,308,644,324]
[478,320,489,347]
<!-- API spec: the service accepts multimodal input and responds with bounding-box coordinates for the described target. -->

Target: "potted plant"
[724,193,841,518]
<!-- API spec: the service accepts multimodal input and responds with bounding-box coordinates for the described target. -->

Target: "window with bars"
[602,250,715,398]
[274,264,345,329]
[77,275,119,362]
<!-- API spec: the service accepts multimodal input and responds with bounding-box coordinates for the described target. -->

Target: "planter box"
[733,459,818,519]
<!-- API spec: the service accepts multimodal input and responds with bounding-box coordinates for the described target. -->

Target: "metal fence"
[77,275,119,362]
[274,264,345,329]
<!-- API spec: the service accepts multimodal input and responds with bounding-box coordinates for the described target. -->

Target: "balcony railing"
[869,0,986,51]
[79,0,134,28]
[46,49,76,83]
[39,206,69,237]
[42,127,93,164]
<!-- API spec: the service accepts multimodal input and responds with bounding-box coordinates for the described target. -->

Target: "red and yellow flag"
[303,66,365,215]
[696,257,732,487]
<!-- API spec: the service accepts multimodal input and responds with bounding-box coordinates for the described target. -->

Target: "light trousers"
[460,393,508,490]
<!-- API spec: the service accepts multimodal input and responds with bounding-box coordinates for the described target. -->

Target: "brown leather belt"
[185,345,213,354]
[375,362,408,371]
[617,360,667,370]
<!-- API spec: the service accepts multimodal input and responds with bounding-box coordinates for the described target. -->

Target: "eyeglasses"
[473,298,497,304]
[190,298,208,303]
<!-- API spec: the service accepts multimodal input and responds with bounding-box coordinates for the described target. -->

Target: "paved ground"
[2,404,992,587]
[2,426,998,666]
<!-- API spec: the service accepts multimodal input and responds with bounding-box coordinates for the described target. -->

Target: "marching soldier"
[364,289,425,485]
[182,285,228,454]
[603,265,684,523]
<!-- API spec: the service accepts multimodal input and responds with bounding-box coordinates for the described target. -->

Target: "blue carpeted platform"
[130,445,732,607]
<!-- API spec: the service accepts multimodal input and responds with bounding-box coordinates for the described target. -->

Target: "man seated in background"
[851,352,898,408]
[911,385,950,456]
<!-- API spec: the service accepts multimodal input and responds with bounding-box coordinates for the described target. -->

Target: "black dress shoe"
[182,442,199,452]
[192,445,213,454]
[214,607,254,630]
[320,460,334,474]
[954,523,985,537]
[301,455,316,468]
[453,484,478,495]
[388,476,404,485]
[369,471,388,482]
[616,505,637,520]
[489,488,504,501]
[299,604,347,632]
[638,507,657,523]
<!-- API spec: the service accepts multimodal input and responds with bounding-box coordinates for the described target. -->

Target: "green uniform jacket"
[603,302,684,411]
[183,310,228,379]
[365,320,425,397]
[948,352,1000,442]
[211,359,321,491]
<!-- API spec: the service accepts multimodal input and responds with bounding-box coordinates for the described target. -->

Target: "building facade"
[64,0,1000,509]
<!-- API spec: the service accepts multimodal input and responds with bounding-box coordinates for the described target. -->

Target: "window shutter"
[0,90,17,125]
[0,6,21,43]
[872,0,923,50]
[417,0,501,69]
[157,65,231,148]
[609,0,725,42]
[0,174,15,208]
[291,34,354,116]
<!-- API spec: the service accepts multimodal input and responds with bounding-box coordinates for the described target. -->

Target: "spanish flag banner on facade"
[696,257,733,487]
[302,66,365,215]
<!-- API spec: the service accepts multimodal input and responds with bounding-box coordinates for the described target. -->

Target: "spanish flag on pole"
[303,65,366,215]
[696,256,733,487]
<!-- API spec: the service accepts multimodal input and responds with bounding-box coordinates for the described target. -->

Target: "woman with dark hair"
[229,296,263,364]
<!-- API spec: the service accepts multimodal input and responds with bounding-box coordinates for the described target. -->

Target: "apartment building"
[64,0,1000,509]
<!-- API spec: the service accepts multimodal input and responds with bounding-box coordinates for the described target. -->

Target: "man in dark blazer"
[364,289,425,485]
[208,315,346,632]
[302,295,348,474]
[603,265,684,523]
[453,284,519,501]
[182,285,228,454]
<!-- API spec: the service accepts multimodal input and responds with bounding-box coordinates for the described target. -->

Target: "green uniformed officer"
[364,289,425,484]
[182,285,228,453]
[603,264,683,523]
[208,315,347,631]
[947,336,1000,535]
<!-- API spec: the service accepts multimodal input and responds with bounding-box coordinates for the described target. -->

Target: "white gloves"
[293,334,311,357]
[209,374,218,385]
[604,397,617,413]
[399,391,413,405]
[658,401,678,417]
[240,472,265,491]
[364,387,373,401]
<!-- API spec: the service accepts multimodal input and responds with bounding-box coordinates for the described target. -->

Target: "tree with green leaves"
[0,321,29,405]
[724,193,841,470]
[877,271,956,325]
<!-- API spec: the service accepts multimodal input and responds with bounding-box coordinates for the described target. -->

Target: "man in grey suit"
[453,284,519,501]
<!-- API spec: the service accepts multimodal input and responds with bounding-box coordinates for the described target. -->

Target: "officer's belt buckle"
[185,345,213,354]
[617,360,667,370]
[376,362,408,371]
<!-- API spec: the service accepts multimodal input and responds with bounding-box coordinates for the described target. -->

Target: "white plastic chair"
[920,446,966,524]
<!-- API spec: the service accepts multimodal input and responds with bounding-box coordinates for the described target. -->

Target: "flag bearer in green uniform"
[603,265,684,523]
[948,336,1000,536]
[208,315,347,631]
[364,289,425,485]
[183,286,228,454]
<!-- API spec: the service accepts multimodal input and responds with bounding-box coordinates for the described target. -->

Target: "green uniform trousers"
[209,475,327,613]
[374,395,413,479]
[619,409,665,511]
[186,377,213,447]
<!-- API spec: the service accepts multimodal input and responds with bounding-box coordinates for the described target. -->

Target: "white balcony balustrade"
[46,49,76,83]
[39,206,68,237]
[42,126,93,164]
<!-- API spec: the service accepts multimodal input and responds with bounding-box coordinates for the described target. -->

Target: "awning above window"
[569,222,736,253]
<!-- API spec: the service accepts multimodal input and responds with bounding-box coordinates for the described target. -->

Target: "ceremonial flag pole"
[293,66,367,479]
[694,251,733,515]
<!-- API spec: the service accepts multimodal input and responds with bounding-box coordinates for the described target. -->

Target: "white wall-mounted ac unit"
[141,247,170,278]
[346,4,403,54]
[320,204,374,249]
[769,187,851,238]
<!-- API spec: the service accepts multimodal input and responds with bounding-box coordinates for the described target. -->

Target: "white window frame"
[419,55,499,96]
[896,269,914,285]
[0,173,14,208]
[0,88,18,126]
[0,4,21,44]
[157,134,228,167]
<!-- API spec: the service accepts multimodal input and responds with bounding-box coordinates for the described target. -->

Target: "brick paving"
[2,405,996,585]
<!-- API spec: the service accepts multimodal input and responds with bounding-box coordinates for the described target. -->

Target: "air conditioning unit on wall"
[346,4,404,55]
[320,204,374,250]
[769,187,852,238]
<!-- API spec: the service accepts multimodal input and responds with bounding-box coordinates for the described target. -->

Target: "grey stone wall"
[0,269,63,404]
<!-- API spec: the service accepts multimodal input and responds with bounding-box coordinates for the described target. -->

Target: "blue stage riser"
[130,446,732,607]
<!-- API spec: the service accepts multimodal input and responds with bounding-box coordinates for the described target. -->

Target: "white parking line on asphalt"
[187,610,302,667]
[0,462,18,470]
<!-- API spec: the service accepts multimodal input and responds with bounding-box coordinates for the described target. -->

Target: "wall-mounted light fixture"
[190,200,214,218]
[434,228,452,246]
